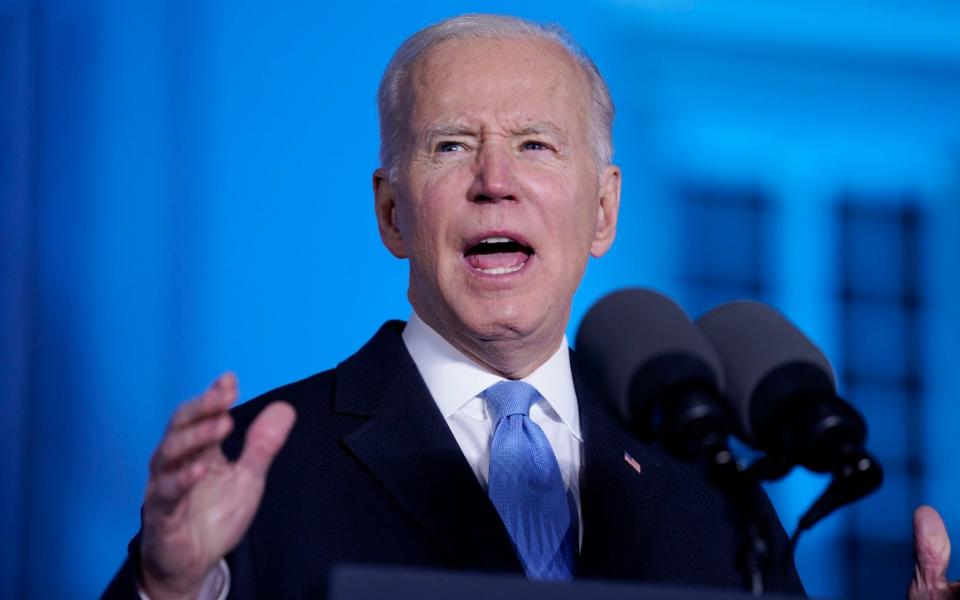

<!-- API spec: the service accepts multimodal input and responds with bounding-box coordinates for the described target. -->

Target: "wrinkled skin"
[374,36,621,379]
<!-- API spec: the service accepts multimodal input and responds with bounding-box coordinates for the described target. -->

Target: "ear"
[373,168,408,258]
[590,165,621,258]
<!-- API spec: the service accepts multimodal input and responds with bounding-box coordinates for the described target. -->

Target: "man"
[104,14,958,600]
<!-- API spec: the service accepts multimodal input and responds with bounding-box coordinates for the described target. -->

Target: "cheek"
[549,185,601,248]
[569,174,603,243]
[410,170,471,235]
[402,188,458,272]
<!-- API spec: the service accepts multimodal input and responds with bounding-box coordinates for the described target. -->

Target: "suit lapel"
[333,325,668,578]
[336,322,523,573]
[573,352,668,578]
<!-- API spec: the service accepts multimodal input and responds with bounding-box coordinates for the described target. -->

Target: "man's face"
[375,36,620,376]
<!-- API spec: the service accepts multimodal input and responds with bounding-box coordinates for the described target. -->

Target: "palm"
[144,454,255,573]
[190,456,263,555]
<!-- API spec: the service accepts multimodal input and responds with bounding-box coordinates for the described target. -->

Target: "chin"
[456,299,551,343]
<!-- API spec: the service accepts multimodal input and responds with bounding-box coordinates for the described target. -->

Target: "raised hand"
[910,505,960,599]
[139,373,296,599]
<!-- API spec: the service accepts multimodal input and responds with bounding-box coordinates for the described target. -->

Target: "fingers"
[151,374,237,472]
[150,413,233,474]
[914,505,952,585]
[147,374,239,510]
[909,505,960,599]
[150,456,210,507]
[170,373,238,429]
[237,401,297,479]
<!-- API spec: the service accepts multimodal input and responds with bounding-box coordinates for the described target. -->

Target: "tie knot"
[483,380,540,423]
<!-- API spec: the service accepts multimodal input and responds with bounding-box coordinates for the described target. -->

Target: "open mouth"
[463,236,535,276]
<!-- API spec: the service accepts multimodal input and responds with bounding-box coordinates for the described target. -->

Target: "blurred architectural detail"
[681,184,769,316]
[837,200,925,598]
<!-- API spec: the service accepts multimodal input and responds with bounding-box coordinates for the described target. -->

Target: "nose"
[469,141,517,203]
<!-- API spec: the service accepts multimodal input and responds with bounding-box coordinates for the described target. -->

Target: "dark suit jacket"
[104,320,805,598]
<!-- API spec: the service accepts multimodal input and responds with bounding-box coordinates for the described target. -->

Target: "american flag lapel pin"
[623,451,642,475]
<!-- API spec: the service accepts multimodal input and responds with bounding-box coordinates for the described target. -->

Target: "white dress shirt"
[402,312,584,541]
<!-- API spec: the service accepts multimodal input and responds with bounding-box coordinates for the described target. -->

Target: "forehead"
[408,36,591,132]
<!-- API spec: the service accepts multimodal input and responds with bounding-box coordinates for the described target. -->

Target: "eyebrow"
[423,121,567,142]
[514,121,566,139]
[423,124,479,141]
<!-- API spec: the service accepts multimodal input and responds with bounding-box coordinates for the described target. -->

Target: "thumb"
[238,401,297,478]
[913,505,952,591]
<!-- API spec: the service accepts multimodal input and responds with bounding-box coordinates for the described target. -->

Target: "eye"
[436,141,466,153]
[521,140,552,151]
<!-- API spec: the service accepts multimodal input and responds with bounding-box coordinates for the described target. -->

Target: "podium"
[330,565,807,600]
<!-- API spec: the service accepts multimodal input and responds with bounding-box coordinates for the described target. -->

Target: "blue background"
[2,1,959,597]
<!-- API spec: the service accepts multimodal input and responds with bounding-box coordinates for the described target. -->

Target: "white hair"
[377,13,615,180]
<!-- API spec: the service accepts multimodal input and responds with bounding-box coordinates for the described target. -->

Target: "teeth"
[479,264,524,275]
[480,236,513,244]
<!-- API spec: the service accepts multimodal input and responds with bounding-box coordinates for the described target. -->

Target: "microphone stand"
[699,439,772,597]
[657,387,774,597]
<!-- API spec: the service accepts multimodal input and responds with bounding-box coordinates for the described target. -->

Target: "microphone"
[575,288,734,467]
[696,300,883,535]
[577,289,778,595]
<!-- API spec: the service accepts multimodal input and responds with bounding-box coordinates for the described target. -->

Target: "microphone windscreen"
[696,301,836,442]
[575,288,725,428]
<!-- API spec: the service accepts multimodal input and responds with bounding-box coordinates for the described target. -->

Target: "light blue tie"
[484,380,575,581]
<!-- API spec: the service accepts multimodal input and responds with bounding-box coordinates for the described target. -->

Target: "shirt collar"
[401,312,581,440]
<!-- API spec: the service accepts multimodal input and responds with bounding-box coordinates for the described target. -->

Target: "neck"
[458,335,563,380]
